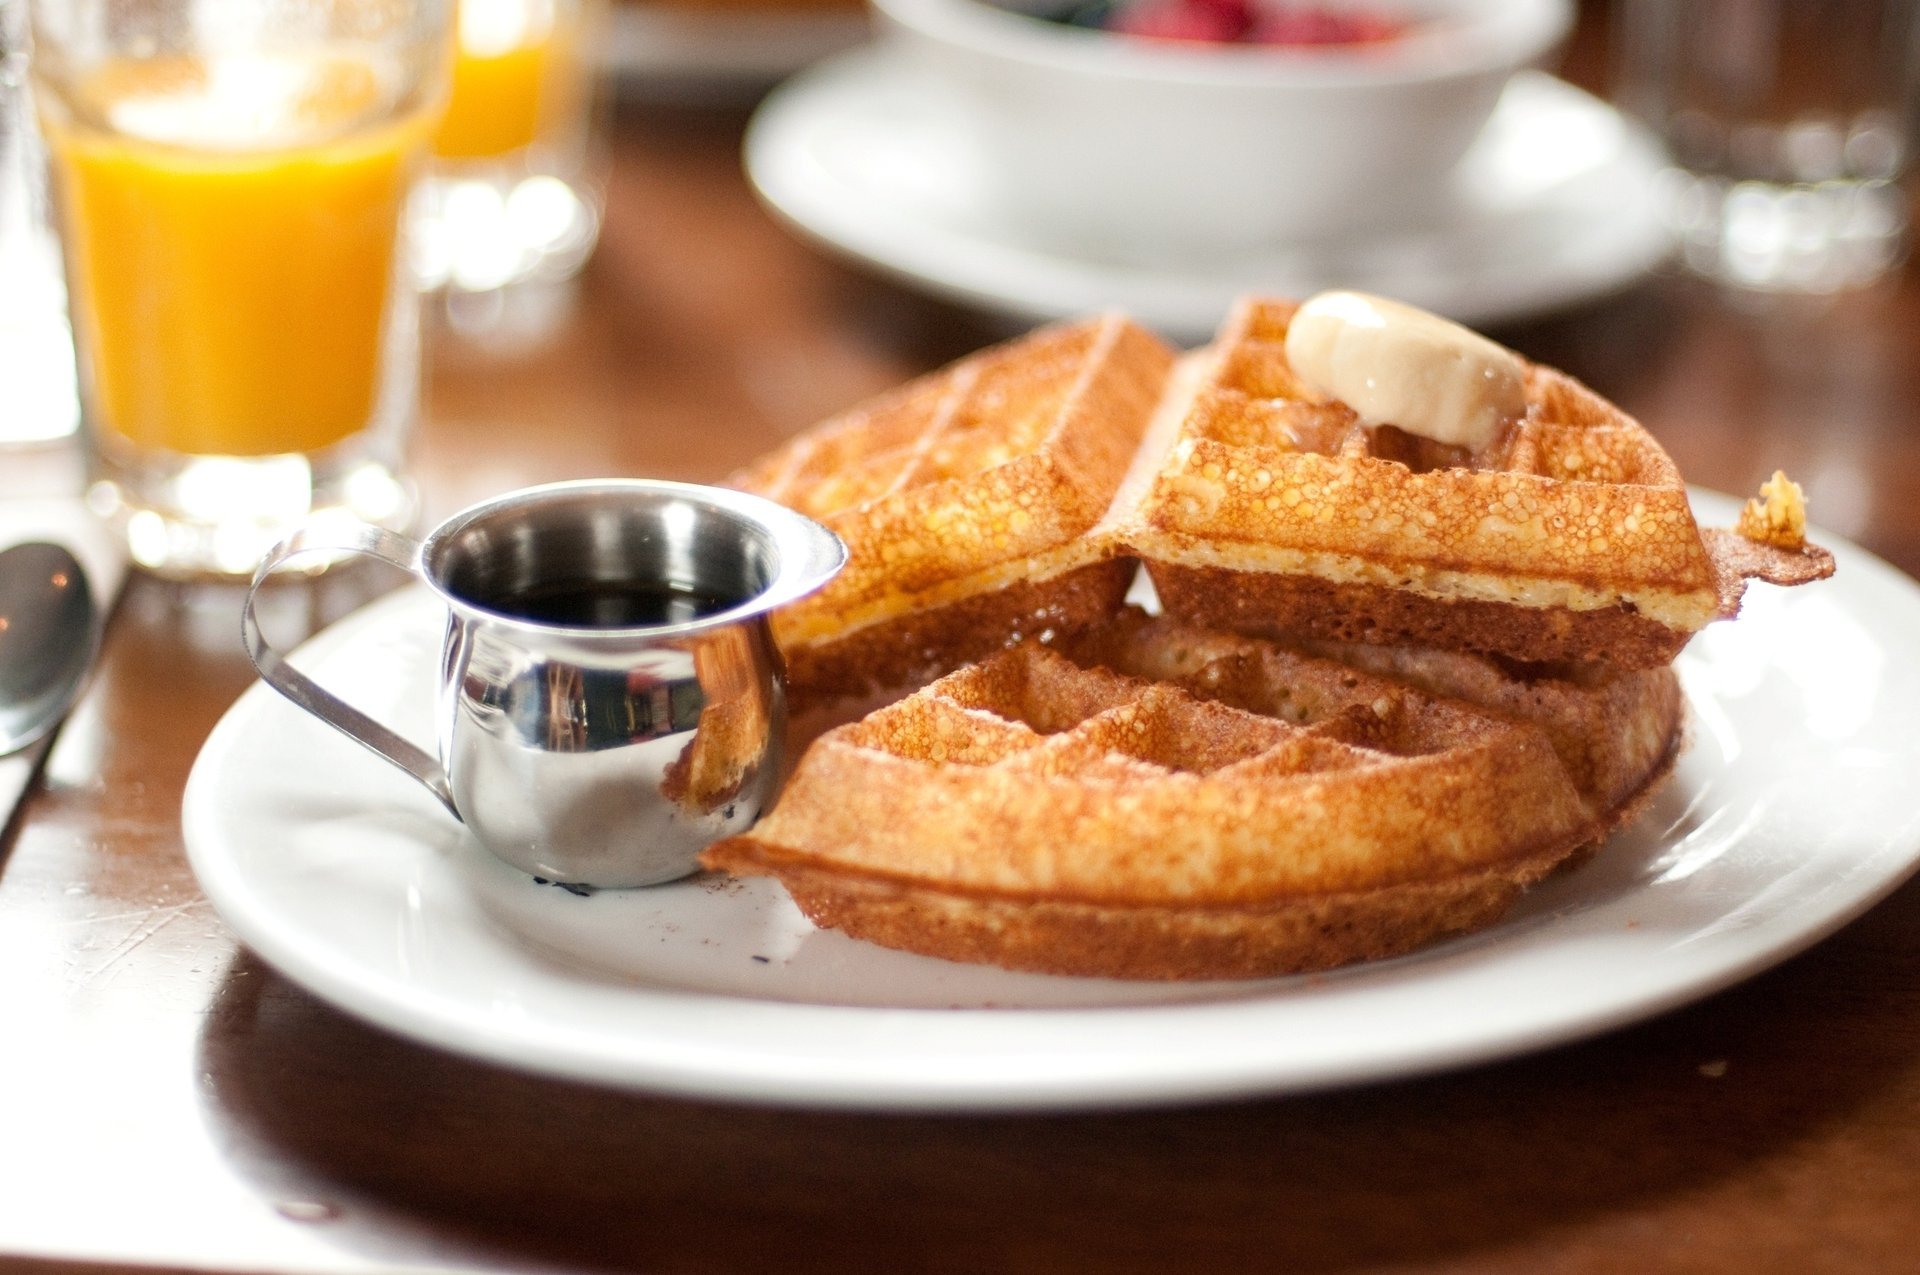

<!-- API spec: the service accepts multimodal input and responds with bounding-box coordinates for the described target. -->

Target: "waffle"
[731,313,1175,701]
[1125,297,1834,668]
[702,612,1681,980]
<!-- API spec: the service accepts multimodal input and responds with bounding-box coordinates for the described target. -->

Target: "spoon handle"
[242,524,458,818]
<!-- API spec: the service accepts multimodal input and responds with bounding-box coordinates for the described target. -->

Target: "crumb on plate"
[1736,470,1809,551]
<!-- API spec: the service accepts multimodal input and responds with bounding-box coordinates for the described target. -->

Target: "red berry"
[1189,0,1255,30]
[1110,0,1245,43]
[1251,6,1405,46]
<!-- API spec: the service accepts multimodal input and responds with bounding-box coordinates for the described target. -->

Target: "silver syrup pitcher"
[243,479,844,887]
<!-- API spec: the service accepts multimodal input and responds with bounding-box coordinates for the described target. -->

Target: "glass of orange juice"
[410,0,607,297]
[30,0,451,578]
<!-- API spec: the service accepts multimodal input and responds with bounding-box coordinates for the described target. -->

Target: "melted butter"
[1283,291,1526,453]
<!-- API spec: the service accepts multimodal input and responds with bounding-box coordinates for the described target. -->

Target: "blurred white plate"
[607,2,868,88]
[746,51,1673,340]
[183,493,1920,1112]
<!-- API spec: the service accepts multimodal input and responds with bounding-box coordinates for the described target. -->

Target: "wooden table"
[6,28,1920,1275]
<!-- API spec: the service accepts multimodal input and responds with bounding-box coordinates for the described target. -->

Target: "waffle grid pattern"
[1140,297,1714,597]
[735,315,1173,635]
[1200,299,1673,485]
[726,619,1607,905]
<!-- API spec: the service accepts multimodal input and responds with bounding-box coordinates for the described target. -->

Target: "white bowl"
[869,0,1574,265]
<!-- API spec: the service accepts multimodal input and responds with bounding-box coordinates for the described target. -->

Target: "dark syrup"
[488,579,736,628]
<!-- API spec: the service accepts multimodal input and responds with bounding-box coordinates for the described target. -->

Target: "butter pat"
[1284,291,1527,452]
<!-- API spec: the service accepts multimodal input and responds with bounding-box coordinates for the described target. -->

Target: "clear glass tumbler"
[31,0,451,577]
[0,0,78,446]
[409,0,608,296]
[1615,0,1917,292]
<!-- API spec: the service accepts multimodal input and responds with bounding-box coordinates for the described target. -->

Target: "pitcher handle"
[241,522,457,817]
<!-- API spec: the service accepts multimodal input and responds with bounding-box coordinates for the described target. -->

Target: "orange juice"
[43,53,435,457]
[433,0,583,160]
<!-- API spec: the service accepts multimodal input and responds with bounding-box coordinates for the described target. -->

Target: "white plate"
[183,492,1920,1112]
[745,51,1674,341]
[606,3,868,88]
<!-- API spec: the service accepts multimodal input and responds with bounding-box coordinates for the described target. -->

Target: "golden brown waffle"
[732,313,1174,700]
[703,612,1681,980]
[1125,297,1833,668]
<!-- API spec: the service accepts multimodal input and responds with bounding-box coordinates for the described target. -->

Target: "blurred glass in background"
[33,0,450,578]
[0,0,78,446]
[411,0,609,298]
[1615,0,1917,292]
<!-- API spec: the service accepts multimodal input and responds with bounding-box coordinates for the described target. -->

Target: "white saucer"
[181,492,1920,1111]
[606,3,869,88]
[745,51,1674,340]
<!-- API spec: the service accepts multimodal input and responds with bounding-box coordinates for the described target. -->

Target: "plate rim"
[604,3,870,83]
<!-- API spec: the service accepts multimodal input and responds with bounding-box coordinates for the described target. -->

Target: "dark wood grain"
[5,7,1920,1271]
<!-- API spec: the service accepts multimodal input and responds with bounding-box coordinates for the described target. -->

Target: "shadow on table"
[192,870,1920,1275]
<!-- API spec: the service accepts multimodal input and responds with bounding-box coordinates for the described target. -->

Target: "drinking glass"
[409,0,607,296]
[1615,0,1917,292]
[0,0,78,445]
[30,0,451,577]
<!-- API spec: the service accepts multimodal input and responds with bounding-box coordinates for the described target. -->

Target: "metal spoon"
[0,541,98,757]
